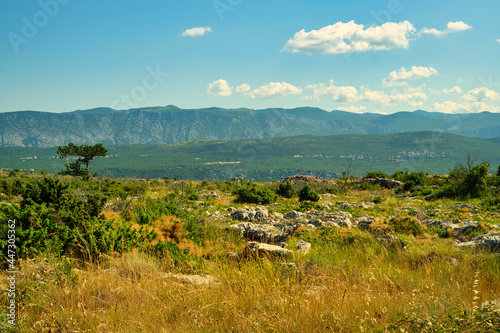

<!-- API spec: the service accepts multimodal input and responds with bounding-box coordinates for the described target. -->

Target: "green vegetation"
[57,143,108,180]
[2,132,500,181]
[234,182,278,205]
[1,167,500,332]
[298,185,320,202]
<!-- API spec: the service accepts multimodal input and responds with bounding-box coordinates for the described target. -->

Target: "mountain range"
[1,106,500,147]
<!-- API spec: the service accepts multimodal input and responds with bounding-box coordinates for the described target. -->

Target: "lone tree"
[57,143,108,180]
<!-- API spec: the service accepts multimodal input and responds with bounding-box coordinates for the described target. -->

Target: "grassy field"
[1,171,500,332]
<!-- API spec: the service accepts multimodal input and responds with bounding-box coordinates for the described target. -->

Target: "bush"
[319,186,339,195]
[365,171,389,179]
[277,181,297,198]
[389,215,423,236]
[234,184,277,205]
[0,175,155,264]
[298,185,320,202]
[437,163,489,199]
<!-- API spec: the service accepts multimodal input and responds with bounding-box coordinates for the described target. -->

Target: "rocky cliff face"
[1,106,499,147]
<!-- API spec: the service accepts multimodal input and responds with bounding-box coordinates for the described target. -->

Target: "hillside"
[2,131,499,180]
[2,106,500,147]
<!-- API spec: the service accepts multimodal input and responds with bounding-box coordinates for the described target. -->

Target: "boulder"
[163,273,219,287]
[355,214,377,230]
[325,212,353,228]
[242,242,294,259]
[296,240,312,255]
[230,207,268,222]
[283,210,305,220]
[282,175,328,183]
[228,223,288,244]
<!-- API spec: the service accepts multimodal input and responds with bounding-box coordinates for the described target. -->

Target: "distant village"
[293,150,449,163]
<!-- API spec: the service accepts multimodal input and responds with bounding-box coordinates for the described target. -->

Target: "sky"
[1,0,499,114]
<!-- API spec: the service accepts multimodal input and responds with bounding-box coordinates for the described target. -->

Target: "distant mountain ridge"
[1,106,500,147]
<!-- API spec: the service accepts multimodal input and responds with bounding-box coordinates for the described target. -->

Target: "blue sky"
[1,0,499,114]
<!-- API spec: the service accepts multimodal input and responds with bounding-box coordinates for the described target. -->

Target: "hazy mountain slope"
[1,106,500,147]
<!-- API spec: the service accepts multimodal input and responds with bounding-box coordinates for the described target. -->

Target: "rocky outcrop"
[230,207,268,222]
[163,273,220,287]
[281,175,328,183]
[242,242,294,259]
[456,231,500,252]
[228,222,290,244]
[358,177,403,189]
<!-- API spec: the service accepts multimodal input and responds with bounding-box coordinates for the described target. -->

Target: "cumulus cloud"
[249,82,302,99]
[283,20,416,55]
[181,27,212,37]
[443,86,463,94]
[433,87,499,113]
[307,80,358,102]
[235,83,251,94]
[498,39,500,44]
[359,89,391,105]
[420,21,472,37]
[206,79,232,97]
[383,66,438,87]
[337,106,366,113]
[461,87,498,102]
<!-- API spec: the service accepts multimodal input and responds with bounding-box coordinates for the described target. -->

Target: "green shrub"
[319,186,339,195]
[234,184,277,205]
[277,181,297,198]
[366,171,389,179]
[298,185,320,202]
[389,215,423,236]
[437,164,489,199]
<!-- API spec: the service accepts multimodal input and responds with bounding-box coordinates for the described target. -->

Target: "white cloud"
[181,27,212,37]
[284,20,416,55]
[206,79,232,97]
[359,89,391,105]
[443,86,463,94]
[337,106,366,113]
[420,21,472,37]
[433,101,499,113]
[433,88,499,113]
[235,84,251,94]
[249,82,302,99]
[307,80,358,102]
[383,66,438,87]
[497,39,500,44]
[461,87,498,102]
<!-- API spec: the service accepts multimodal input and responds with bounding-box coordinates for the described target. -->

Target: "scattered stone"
[481,300,500,312]
[230,207,268,222]
[282,174,328,183]
[242,242,294,259]
[356,214,377,230]
[226,252,241,262]
[357,177,403,189]
[228,222,288,244]
[296,240,312,255]
[376,235,406,250]
[325,211,353,228]
[424,193,437,201]
[163,273,220,287]
[415,211,430,221]
[283,210,305,220]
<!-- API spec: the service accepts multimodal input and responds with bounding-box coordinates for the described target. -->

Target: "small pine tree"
[298,185,320,202]
[277,181,297,198]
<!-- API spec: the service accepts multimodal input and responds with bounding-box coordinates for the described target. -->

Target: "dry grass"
[4,236,499,332]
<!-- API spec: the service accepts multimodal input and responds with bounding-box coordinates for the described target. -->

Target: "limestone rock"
[242,242,294,259]
[296,240,312,255]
